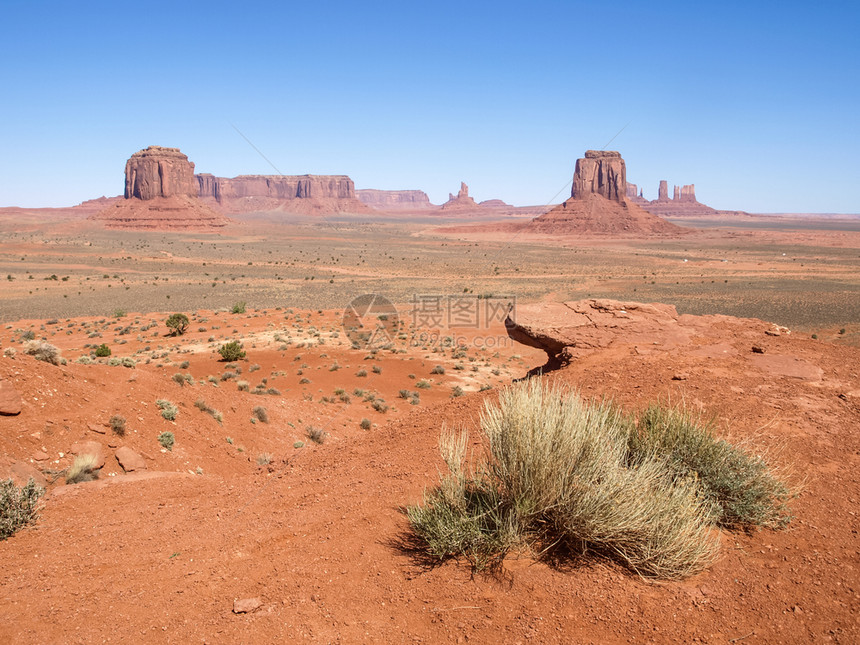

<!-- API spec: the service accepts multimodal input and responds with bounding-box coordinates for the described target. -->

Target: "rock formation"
[196,174,368,214]
[522,151,685,236]
[356,189,435,210]
[571,150,626,202]
[441,182,478,210]
[505,298,808,374]
[91,146,230,230]
[626,182,639,200]
[125,146,197,200]
[634,180,718,217]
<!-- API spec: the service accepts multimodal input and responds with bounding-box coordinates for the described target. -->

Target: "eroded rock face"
[571,151,626,202]
[195,174,368,214]
[441,182,478,210]
[92,146,231,230]
[658,180,669,202]
[125,146,197,200]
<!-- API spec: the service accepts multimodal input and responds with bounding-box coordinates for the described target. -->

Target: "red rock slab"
[0,379,22,415]
[115,447,146,472]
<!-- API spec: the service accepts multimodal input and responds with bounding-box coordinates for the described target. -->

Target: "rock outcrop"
[522,151,685,236]
[196,174,368,214]
[571,150,626,202]
[441,182,478,210]
[0,379,22,416]
[92,146,231,230]
[125,146,197,200]
[356,189,435,210]
[505,298,816,378]
[634,180,718,217]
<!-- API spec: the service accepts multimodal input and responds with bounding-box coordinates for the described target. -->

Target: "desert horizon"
[1,2,858,643]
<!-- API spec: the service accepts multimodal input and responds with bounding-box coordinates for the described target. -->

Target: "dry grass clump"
[408,380,792,579]
[109,415,126,436]
[252,406,269,423]
[626,405,792,529]
[66,454,100,484]
[23,340,62,365]
[1,478,44,539]
[306,426,327,444]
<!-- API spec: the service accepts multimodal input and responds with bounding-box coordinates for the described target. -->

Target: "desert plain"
[0,193,859,644]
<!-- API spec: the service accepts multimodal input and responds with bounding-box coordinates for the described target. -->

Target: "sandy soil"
[0,209,858,643]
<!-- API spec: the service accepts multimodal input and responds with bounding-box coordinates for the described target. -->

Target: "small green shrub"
[360,418,371,430]
[416,380,431,389]
[165,313,190,336]
[156,399,178,421]
[94,343,111,357]
[218,341,246,362]
[257,453,273,466]
[158,431,175,451]
[431,365,445,375]
[231,302,247,314]
[0,478,44,540]
[236,380,250,391]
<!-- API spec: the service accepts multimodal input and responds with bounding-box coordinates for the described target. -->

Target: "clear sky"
[1,0,858,212]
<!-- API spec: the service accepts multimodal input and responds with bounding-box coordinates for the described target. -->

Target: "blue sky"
[1,0,858,212]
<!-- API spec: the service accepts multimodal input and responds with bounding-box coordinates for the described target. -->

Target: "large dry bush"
[408,380,791,579]
[23,340,62,365]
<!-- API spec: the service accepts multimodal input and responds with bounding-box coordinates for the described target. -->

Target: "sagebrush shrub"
[408,380,791,579]
[24,341,62,365]
[1,478,44,539]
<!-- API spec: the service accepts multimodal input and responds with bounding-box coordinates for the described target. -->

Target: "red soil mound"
[90,195,231,230]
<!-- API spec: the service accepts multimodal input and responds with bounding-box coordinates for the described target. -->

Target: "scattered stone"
[0,458,48,488]
[672,373,689,381]
[232,597,262,614]
[751,345,766,354]
[69,441,105,469]
[115,447,146,472]
[87,422,107,434]
[32,451,49,462]
[0,379,23,416]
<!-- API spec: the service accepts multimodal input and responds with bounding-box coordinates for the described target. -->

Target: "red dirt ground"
[1,301,858,644]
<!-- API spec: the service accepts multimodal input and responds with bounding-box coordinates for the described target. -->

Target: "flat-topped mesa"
[92,146,230,230]
[680,184,696,202]
[125,146,197,200]
[356,189,434,210]
[571,150,626,202]
[194,173,368,214]
[196,174,355,202]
